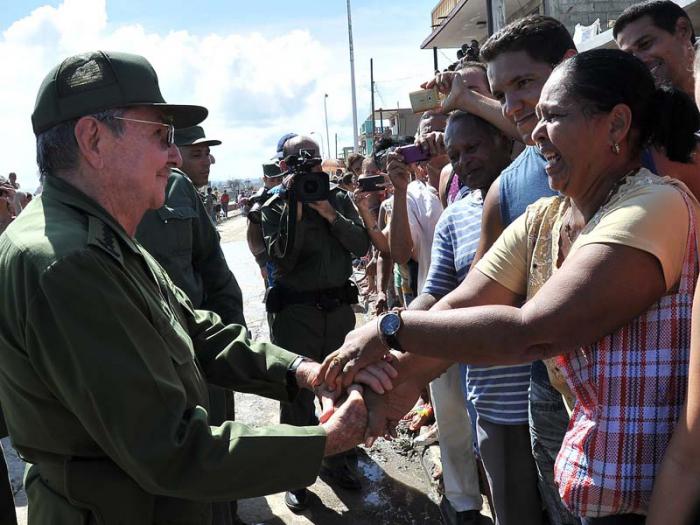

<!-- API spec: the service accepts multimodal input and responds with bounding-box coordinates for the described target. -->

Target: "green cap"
[175,126,222,147]
[31,51,207,135]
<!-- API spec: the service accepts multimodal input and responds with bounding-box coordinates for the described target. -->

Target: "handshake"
[296,317,432,457]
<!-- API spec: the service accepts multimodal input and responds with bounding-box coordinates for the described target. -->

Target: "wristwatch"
[377,310,404,352]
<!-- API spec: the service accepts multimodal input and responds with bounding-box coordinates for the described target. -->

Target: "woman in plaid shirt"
[321,49,700,524]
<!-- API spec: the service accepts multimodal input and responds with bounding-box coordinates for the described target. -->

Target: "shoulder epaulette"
[87,216,124,265]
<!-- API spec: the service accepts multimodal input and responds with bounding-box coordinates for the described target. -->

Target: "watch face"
[380,312,401,336]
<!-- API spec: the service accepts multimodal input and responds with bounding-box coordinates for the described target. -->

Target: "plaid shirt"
[554,189,697,517]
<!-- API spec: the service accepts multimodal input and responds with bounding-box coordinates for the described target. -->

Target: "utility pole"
[323,93,330,160]
[335,133,338,159]
[346,0,359,152]
[487,0,506,35]
[370,58,376,145]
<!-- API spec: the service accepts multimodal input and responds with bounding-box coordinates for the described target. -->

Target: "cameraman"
[260,135,370,512]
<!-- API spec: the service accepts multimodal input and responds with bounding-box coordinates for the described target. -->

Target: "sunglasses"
[113,116,175,147]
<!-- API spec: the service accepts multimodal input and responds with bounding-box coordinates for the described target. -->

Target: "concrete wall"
[543,0,641,33]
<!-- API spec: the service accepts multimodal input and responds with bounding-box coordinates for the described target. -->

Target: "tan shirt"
[476,169,698,407]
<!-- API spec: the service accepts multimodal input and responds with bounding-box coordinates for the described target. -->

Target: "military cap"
[175,126,222,147]
[262,162,282,178]
[32,51,207,135]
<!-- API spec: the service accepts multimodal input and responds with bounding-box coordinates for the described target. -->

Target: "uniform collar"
[42,176,142,255]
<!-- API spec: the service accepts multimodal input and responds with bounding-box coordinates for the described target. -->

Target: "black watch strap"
[386,332,404,353]
[286,356,306,391]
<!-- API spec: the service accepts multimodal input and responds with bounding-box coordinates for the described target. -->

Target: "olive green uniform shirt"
[261,187,370,291]
[136,169,245,326]
[0,177,325,522]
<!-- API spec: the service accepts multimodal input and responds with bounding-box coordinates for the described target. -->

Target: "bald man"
[260,135,370,511]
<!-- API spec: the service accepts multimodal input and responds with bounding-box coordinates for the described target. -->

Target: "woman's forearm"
[396,306,545,365]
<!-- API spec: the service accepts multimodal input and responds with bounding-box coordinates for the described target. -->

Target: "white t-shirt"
[406,180,442,293]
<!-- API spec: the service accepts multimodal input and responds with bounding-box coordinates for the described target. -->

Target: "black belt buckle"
[316,295,340,311]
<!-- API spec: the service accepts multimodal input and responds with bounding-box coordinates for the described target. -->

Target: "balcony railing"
[431,0,460,29]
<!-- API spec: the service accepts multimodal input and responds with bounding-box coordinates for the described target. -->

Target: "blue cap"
[275,133,298,160]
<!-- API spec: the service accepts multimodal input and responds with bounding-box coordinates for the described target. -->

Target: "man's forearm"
[458,92,521,142]
[329,212,371,257]
[377,253,392,293]
[360,208,390,254]
[388,191,413,264]
[389,350,451,388]
[408,292,440,312]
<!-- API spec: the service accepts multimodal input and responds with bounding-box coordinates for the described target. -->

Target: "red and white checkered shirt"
[554,190,697,517]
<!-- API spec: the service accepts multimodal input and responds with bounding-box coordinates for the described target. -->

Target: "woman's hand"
[318,321,390,390]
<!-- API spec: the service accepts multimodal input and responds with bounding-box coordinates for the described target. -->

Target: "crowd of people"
[321,2,700,524]
[3,1,700,525]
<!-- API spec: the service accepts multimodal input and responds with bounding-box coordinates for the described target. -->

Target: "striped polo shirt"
[423,189,530,425]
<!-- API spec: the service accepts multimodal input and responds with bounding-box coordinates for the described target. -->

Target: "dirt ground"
[5,213,491,524]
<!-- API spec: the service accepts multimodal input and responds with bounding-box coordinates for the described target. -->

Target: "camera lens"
[304,180,319,193]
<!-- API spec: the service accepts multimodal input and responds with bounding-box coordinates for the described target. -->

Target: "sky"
[0,0,458,189]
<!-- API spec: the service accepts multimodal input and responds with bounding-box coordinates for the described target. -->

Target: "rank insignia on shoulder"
[87,216,124,264]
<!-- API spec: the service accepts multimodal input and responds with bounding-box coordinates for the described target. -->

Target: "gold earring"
[612,143,621,154]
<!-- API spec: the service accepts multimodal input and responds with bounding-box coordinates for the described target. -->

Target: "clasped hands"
[297,321,422,455]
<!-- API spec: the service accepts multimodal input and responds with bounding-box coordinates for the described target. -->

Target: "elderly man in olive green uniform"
[261,135,371,511]
[0,51,370,524]
[136,126,245,525]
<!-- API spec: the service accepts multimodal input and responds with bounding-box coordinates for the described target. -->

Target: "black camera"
[372,136,414,173]
[286,149,329,202]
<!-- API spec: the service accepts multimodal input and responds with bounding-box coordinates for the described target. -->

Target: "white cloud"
[0,0,437,189]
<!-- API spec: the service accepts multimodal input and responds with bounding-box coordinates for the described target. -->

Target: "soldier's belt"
[266,281,359,313]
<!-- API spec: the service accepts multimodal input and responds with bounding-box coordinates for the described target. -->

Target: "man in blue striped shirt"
[420,110,542,525]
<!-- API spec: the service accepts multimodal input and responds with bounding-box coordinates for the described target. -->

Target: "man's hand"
[318,321,388,390]
[296,358,398,423]
[363,380,425,445]
[321,385,368,456]
[421,71,456,96]
[308,200,338,223]
[415,132,446,159]
[352,189,379,218]
[422,70,484,115]
[386,153,411,193]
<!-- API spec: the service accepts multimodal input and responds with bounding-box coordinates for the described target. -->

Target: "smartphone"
[409,87,442,113]
[396,144,430,164]
[357,175,386,193]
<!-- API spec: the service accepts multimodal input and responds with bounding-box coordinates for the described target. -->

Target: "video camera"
[286,149,329,203]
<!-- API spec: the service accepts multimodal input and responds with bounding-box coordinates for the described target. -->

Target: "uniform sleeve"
[188,182,246,327]
[573,184,691,291]
[261,196,306,274]
[422,213,458,297]
[474,213,529,296]
[26,250,325,501]
[329,190,371,257]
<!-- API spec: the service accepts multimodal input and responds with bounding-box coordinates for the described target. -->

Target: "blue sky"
[2,1,458,187]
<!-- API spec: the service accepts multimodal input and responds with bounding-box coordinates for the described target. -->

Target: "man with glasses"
[136,124,246,525]
[0,50,371,522]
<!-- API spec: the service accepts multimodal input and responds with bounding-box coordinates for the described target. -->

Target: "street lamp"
[324,94,331,160]
[309,131,325,159]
